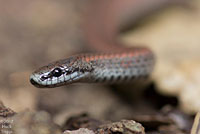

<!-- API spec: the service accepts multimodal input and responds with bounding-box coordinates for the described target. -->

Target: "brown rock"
[64,128,95,134]
[96,120,145,134]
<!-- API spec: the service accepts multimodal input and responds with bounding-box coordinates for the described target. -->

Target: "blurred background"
[0,0,200,131]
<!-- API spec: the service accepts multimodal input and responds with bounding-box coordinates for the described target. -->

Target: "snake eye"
[51,68,63,77]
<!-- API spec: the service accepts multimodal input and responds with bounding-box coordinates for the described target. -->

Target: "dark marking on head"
[110,75,114,81]
[131,75,135,80]
[124,76,128,81]
[73,68,79,72]
[80,69,85,73]
[102,77,107,82]
[41,75,48,81]
[95,78,100,82]
[117,76,121,81]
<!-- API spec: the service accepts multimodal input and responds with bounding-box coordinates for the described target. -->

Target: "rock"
[62,114,145,134]
[0,101,61,134]
[63,128,95,134]
[0,101,16,117]
[11,110,62,134]
[96,120,145,134]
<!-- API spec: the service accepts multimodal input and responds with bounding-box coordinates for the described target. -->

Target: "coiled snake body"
[30,0,182,88]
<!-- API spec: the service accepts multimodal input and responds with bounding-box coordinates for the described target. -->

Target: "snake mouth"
[29,72,84,88]
[30,78,56,88]
[30,74,49,88]
[30,78,42,88]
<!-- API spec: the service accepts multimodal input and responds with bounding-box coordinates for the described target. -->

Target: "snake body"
[30,0,183,88]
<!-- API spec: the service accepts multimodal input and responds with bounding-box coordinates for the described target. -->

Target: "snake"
[30,0,185,88]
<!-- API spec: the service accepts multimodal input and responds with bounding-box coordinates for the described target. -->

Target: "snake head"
[30,56,92,88]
